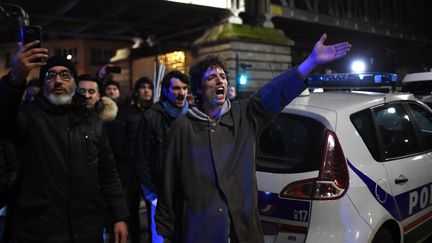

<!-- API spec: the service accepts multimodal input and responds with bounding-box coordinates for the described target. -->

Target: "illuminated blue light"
[306,72,398,88]
[374,74,382,84]
[239,74,248,85]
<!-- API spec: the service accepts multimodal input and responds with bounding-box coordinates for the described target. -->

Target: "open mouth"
[216,87,225,98]
[176,95,185,103]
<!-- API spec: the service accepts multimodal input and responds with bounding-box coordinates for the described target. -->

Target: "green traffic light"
[239,73,248,85]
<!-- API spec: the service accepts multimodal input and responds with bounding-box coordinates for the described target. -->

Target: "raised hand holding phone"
[10,40,48,85]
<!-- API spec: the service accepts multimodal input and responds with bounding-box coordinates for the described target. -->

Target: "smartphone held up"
[19,25,46,63]
[105,66,122,74]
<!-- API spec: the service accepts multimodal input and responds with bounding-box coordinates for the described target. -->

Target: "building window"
[90,48,115,65]
[158,51,186,73]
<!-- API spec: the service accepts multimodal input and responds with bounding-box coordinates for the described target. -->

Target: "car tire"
[372,228,395,243]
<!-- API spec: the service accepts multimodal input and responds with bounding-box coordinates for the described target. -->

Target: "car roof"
[290,91,386,111]
[282,91,417,129]
[402,72,432,82]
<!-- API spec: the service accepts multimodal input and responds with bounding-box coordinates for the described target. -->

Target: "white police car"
[257,73,432,243]
[401,71,432,108]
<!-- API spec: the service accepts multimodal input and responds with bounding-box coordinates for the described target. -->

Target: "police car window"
[351,110,380,161]
[408,103,432,150]
[373,103,421,159]
[257,114,326,173]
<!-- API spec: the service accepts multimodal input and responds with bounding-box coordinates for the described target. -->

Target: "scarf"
[161,100,189,118]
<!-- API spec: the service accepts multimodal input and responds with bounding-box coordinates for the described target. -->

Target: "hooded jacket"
[155,68,306,243]
[0,74,128,243]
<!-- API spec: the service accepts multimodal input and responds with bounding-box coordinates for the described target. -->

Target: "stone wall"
[197,40,293,93]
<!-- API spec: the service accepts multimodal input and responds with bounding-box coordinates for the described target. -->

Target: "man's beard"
[43,84,76,106]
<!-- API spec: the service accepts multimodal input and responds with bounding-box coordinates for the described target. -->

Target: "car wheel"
[372,228,395,243]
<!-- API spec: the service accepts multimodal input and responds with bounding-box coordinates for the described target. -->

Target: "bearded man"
[0,41,128,243]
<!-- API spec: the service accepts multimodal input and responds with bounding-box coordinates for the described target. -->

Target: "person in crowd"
[76,74,102,110]
[227,84,237,101]
[23,78,40,103]
[105,80,122,104]
[0,41,129,243]
[155,34,351,243]
[97,64,117,84]
[124,76,154,156]
[115,76,155,243]
[76,74,136,243]
[0,137,18,243]
[135,71,189,243]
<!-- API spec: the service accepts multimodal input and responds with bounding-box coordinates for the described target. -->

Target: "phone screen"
[20,26,42,48]
[106,66,122,74]
[20,26,45,62]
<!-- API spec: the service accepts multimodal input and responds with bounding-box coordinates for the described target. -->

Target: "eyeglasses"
[45,71,73,82]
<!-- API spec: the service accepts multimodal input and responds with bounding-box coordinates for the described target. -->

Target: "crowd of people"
[0,34,350,243]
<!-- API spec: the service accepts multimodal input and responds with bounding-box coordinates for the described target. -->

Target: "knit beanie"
[105,80,120,90]
[39,56,78,82]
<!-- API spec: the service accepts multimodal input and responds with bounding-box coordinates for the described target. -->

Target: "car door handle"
[395,175,408,184]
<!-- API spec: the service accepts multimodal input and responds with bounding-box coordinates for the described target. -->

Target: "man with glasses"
[0,41,128,243]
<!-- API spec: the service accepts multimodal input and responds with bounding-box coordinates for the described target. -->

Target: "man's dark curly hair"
[189,55,230,96]
[160,70,190,101]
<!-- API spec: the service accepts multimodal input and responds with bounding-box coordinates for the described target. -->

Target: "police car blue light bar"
[307,73,398,88]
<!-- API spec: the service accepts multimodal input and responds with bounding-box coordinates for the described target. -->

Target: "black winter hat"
[39,56,78,82]
[104,80,120,90]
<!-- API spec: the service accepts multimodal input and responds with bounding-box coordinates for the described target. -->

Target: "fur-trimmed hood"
[98,96,118,121]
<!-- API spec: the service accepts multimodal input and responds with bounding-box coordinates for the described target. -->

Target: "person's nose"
[54,74,63,83]
[215,75,223,84]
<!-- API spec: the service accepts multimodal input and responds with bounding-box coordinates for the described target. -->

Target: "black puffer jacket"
[0,74,128,243]
[135,102,174,193]
[122,102,151,160]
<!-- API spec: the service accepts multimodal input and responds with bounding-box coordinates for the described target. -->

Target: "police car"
[401,71,432,108]
[256,73,432,243]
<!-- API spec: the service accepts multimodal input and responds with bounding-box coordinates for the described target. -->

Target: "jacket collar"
[151,102,176,123]
[188,107,234,133]
[35,93,92,127]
